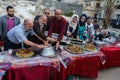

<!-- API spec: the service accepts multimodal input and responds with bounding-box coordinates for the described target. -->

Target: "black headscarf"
[79,14,87,26]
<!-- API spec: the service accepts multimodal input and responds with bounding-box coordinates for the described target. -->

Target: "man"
[48,9,67,50]
[43,8,51,31]
[4,18,47,51]
[43,8,50,17]
[28,15,50,44]
[0,5,20,40]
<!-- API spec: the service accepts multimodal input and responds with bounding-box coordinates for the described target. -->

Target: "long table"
[1,45,120,80]
[2,55,103,80]
[100,46,120,69]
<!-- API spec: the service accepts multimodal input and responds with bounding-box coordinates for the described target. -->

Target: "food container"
[61,36,70,45]
[41,46,56,57]
[94,40,107,47]
[103,37,117,45]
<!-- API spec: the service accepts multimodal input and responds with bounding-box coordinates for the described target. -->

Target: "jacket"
[0,15,20,40]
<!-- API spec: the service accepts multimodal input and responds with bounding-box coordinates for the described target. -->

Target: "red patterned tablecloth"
[100,46,120,69]
[58,50,104,80]
[1,48,105,80]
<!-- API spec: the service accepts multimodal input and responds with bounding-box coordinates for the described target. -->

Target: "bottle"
[8,49,12,54]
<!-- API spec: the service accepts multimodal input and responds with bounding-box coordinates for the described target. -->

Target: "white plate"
[94,40,106,44]
[116,43,120,46]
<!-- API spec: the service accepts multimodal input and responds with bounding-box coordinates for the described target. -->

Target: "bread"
[84,44,96,51]
[66,44,83,54]
[16,48,34,58]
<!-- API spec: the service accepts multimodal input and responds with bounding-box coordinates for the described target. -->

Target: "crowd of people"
[0,5,115,51]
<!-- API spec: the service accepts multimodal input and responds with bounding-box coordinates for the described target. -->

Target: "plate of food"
[84,44,97,52]
[64,44,83,54]
[12,48,36,58]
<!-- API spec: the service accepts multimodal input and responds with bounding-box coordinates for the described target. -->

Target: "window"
[86,4,89,6]
[117,0,119,3]
[94,14,98,19]
[58,0,62,1]
[89,3,91,6]
[116,5,120,9]
[96,3,100,8]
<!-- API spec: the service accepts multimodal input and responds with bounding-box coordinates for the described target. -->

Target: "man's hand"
[47,37,57,42]
[37,44,47,49]
[44,41,50,46]
[55,42,60,50]
[24,40,48,49]
[67,33,72,37]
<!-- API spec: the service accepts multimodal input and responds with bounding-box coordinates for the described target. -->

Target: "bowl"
[94,40,107,47]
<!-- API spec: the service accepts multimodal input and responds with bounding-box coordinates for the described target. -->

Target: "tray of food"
[70,38,83,45]
[12,48,38,58]
[64,44,83,54]
[70,38,83,42]
[84,44,97,52]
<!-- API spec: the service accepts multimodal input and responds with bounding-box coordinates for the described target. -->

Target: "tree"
[103,0,117,29]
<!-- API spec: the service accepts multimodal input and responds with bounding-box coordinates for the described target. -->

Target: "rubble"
[0,0,45,22]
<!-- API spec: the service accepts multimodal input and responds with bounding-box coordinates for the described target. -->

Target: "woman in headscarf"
[66,14,79,38]
[76,14,88,41]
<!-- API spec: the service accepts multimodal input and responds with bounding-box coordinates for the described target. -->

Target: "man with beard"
[43,8,51,31]
[0,5,20,41]
[4,18,47,50]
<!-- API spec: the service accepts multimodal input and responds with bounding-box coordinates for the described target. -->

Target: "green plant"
[63,11,73,17]
[103,0,117,29]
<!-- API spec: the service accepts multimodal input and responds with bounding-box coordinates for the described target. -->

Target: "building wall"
[62,0,76,3]
[62,0,84,3]
[83,0,101,18]
[115,0,120,5]
[42,0,83,16]
[55,2,83,16]
[42,0,53,7]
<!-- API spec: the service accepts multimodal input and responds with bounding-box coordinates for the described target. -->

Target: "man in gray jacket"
[0,5,20,40]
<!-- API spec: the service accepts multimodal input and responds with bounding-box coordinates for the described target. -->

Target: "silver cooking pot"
[41,46,59,57]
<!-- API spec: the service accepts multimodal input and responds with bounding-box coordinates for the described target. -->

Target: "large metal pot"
[41,46,56,57]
